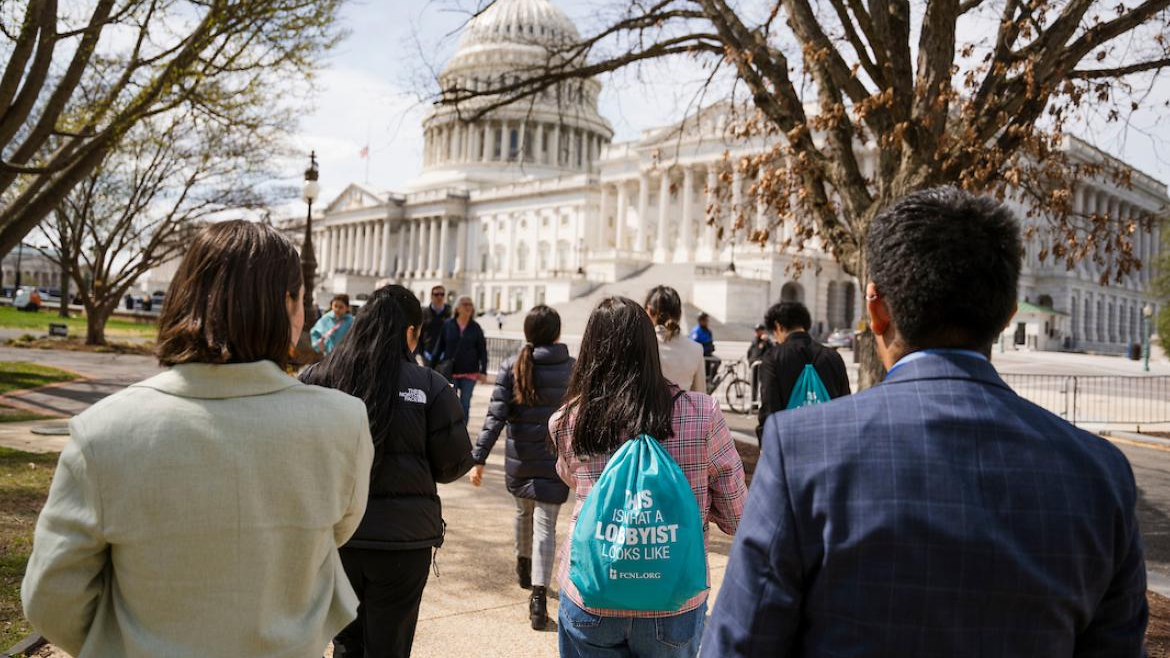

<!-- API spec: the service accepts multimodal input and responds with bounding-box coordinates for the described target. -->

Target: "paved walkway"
[5,347,1169,656]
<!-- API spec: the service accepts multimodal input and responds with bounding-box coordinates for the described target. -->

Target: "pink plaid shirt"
[551,390,747,618]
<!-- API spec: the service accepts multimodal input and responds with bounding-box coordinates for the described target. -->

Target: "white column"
[597,184,610,250]
[655,172,670,262]
[679,167,695,261]
[363,222,372,275]
[570,128,579,169]
[331,227,342,273]
[317,230,329,274]
[552,124,561,166]
[615,182,628,252]
[438,217,451,278]
[635,171,649,253]
[500,121,510,162]
[412,220,424,275]
[380,218,392,277]
[731,169,744,247]
[427,217,439,276]
[701,166,718,261]
[518,121,528,164]
[536,123,546,164]
[505,215,516,274]
[455,219,468,274]
[340,224,352,271]
[364,222,376,275]
[396,223,407,277]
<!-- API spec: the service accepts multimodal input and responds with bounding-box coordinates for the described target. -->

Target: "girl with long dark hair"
[470,305,574,630]
[301,284,474,658]
[550,296,747,658]
[645,285,705,392]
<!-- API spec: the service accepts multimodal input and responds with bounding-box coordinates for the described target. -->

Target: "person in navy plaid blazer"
[704,187,1148,657]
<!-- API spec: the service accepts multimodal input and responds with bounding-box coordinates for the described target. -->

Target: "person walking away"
[311,293,356,355]
[754,301,849,441]
[430,295,488,424]
[301,284,474,658]
[645,285,705,392]
[21,221,374,658]
[745,323,771,404]
[551,296,747,658]
[689,312,719,386]
[469,305,574,630]
[704,187,1148,656]
[419,285,451,361]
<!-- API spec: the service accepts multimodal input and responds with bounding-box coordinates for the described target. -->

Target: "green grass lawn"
[0,447,57,649]
[0,363,79,396]
[0,305,156,338]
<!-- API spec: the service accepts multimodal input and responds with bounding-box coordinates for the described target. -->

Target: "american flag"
[359,145,369,158]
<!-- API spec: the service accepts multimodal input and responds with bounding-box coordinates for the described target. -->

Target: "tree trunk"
[84,300,114,346]
[58,260,69,318]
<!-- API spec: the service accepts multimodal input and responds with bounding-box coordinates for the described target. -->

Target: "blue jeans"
[558,596,706,658]
[453,377,475,425]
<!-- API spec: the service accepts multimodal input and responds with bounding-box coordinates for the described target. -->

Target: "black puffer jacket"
[306,359,474,550]
[473,344,574,504]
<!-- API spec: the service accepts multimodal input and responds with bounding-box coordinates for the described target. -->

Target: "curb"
[1,633,45,658]
[1099,430,1170,451]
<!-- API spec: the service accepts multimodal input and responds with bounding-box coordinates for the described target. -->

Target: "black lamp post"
[301,152,321,326]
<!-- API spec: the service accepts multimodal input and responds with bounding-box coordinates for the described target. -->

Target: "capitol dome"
[420,0,613,181]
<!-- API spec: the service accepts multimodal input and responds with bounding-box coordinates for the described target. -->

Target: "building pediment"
[324,183,388,213]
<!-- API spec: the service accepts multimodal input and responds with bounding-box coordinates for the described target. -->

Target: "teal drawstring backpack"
[569,434,707,611]
[786,363,831,410]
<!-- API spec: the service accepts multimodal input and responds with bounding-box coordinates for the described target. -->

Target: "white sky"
[286,0,1170,207]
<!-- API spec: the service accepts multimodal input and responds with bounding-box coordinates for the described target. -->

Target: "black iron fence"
[1001,374,1170,425]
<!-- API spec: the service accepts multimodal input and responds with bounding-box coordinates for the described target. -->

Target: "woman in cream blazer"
[21,221,373,658]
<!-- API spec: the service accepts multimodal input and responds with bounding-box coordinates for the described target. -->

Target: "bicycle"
[705,357,752,415]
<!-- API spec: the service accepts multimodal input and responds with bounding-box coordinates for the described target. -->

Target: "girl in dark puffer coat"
[469,305,574,630]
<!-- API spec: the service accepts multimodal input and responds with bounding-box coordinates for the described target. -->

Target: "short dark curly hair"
[865,187,1022,351]
[764,302,811,332]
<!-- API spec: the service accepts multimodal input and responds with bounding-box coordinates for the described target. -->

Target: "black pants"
[334,547,432,658]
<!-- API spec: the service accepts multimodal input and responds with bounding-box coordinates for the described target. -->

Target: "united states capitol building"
[285,0,1166,353]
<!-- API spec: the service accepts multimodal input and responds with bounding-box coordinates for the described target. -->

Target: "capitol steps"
[542,263,758,340]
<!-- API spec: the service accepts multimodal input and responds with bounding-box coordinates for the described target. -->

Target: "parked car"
[826,328,854,349]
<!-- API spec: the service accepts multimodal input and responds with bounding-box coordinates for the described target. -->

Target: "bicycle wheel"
[725,377,750,415]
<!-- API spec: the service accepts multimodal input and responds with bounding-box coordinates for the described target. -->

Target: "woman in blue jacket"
[470,305,573,630]
[430,295,488,423]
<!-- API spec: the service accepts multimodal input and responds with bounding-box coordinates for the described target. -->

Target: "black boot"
[516,557,532,590]
[529,586,548,630]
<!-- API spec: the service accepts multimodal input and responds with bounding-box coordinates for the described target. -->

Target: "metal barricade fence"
[1002,374,1170,425]
[744,368,1168,426]
[485,337,524,375]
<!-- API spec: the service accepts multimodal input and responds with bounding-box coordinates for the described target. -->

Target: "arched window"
[1037,294,1054,309]
[780,282,804,303]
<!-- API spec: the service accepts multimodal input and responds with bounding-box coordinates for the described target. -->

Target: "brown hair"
[156,220,302,368]
[644,285,683,340]
[331,294,350,307]
[513,305,561,406]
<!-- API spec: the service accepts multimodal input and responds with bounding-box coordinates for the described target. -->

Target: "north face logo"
[609,568,618,580]
[398,388,427,404]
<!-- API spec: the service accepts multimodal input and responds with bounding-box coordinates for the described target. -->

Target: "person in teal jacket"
[311,294,355,355]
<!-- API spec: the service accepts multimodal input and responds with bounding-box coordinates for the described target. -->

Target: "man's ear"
[866,282,890,336]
